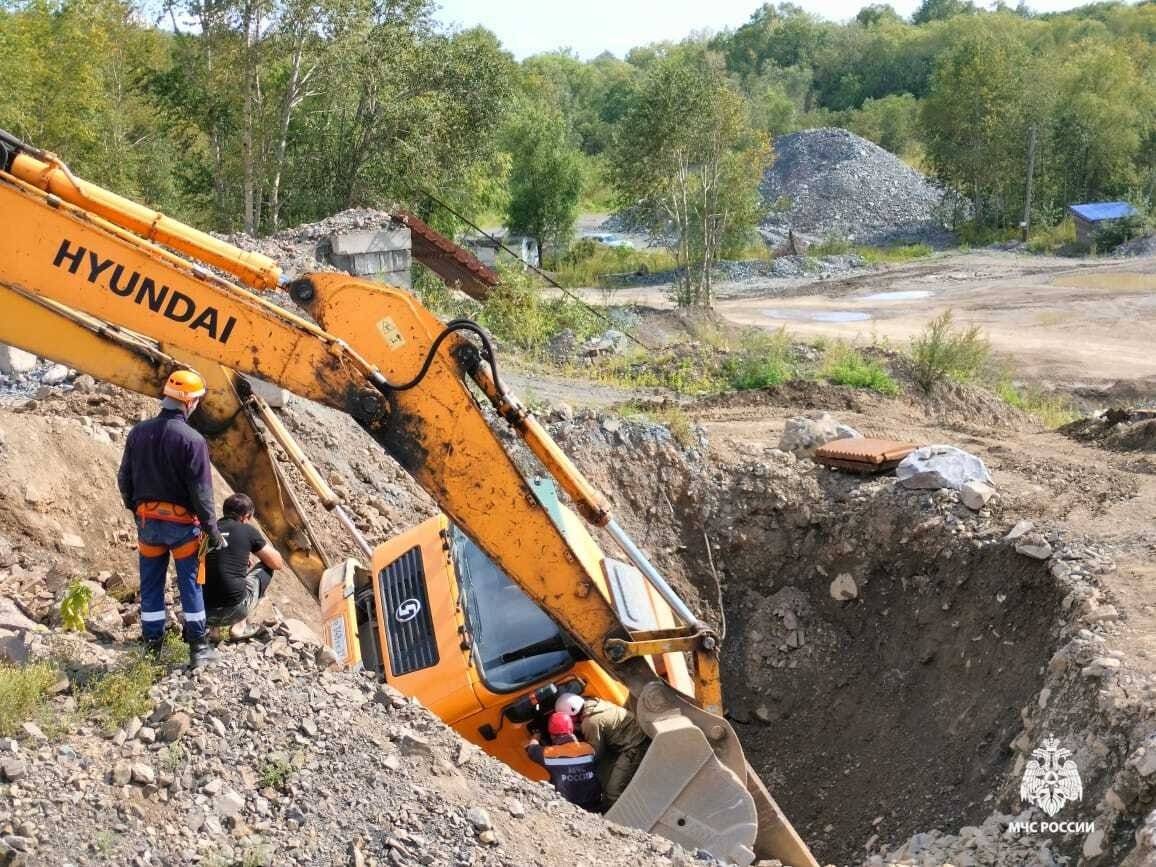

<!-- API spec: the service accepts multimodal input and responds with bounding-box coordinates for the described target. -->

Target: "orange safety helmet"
[163,369,207,403]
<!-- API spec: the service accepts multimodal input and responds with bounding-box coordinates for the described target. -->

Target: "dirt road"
[584,250,1156,388]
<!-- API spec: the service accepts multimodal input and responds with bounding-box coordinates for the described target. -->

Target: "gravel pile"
[760,128,958,246]
[1113,233,1156,258]
[218,208,397,280]
[0,625,685,867]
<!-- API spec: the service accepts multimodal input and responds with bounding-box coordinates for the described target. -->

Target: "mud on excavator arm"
[0,132,817,867]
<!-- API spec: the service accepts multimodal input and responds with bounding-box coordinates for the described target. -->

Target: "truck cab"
[319,479,692,780]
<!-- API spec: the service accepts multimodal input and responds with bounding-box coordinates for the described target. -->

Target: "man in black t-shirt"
[204,493,285,639]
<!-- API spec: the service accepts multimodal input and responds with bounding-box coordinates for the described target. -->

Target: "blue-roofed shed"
[1068,201,1138,243]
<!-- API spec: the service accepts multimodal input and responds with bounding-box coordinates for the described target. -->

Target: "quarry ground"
[2,248,1156,866]
[582,250,1156,389]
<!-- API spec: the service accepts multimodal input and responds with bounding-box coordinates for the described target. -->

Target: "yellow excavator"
[0,129,819,867]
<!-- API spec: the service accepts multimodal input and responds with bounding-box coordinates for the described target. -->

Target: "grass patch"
[554,241,676,288]
[857,243,933,264]
[259,756,292,791]
[956,222,1021,246]
[908,310,991,392]
[1026,218,1077,255]
[621,403,697,448]
[79,656,161,731]
[995,381,1079,428]
[720,329,796,391]
[161,742,188,771]
[804,237,933,264]
[0,660,59,737]
[807,234,853,256]
[79,634,185,732]
[821,343,900,395]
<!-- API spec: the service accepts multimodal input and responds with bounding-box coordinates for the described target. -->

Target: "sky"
[434,0,1112,60]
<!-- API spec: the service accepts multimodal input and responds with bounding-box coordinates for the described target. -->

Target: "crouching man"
[525,712,602,812]
[204,493,284,639]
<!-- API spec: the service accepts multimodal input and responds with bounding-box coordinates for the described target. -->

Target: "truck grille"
[379,546,439,678]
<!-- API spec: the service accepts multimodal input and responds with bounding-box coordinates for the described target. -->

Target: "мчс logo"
[1020,736,1083,817]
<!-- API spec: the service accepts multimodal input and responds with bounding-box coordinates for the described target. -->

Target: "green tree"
[503,102,584,262]
[610,46,771,307]
[845,93,919,154]
[856,4,903,27]
[919,21,1035,227]
[1046,39,1154,204]
[912,0,976,26]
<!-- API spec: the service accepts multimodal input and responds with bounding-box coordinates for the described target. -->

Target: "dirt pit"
[549,416,1095,865]
[718,504,1058,864]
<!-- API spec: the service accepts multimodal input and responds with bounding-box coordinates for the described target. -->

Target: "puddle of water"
[860,290,933,302]
[1053,272,1156,293]
[762,308,872,323]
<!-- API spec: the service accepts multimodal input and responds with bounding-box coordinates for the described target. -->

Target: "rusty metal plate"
[815,437,917,471]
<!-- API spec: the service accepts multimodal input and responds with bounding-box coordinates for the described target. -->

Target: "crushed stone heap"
[219,208,394,280]
[0,628,683,867]
[760,128,955,246]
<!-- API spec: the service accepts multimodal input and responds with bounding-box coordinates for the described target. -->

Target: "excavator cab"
[320,479,694,780]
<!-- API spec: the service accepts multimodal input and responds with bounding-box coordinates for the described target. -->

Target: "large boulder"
[897,445,992,491]
[0,345,37,375]
[579,329,630,359]
[0,597,40,633]
[241,375,288,409]
[778,412,861,459]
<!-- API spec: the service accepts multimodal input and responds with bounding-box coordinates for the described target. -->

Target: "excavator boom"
[0,132,816,867]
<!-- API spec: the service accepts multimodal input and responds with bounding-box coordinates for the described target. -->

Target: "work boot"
[142,636,164,658]
[187,639,220,669]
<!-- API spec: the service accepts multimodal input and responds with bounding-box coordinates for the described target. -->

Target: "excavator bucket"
[613,685,820,867]
[608,714,758,863]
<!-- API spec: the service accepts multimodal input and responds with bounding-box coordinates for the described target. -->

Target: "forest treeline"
[1,0,1152,246]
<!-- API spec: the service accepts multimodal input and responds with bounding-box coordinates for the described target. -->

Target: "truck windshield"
[451,526,578,692]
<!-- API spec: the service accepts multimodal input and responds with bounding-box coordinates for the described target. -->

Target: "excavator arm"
[0,131,816,867]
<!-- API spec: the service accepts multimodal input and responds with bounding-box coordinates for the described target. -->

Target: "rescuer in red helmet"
[525,711,602,812]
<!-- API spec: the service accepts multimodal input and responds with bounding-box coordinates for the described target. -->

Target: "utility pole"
[1021,125,1038,242]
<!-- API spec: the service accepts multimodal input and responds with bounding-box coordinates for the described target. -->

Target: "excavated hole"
[549,418,1068,863]
[723,542,1058,863]
[611,463,1067,866]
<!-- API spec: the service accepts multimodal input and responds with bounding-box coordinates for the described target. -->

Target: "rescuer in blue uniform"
[117,369,223,668]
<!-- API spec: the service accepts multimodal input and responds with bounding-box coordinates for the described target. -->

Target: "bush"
[821,344,900,395]
[259,756,292,791]
[908,310,991,392]
[1094,214,1147,253]
[553,242,676,289]
[60,580,93,632]
[0,661,58,736]
[1026,218,1077,254]
[721,329,795,390]
[476,268,600,355]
